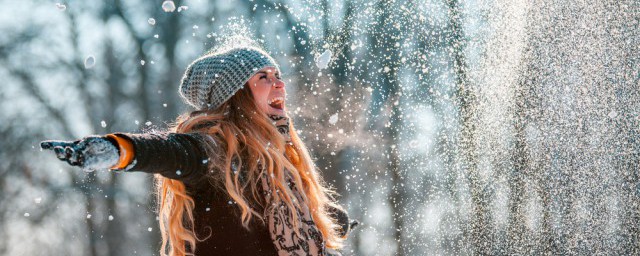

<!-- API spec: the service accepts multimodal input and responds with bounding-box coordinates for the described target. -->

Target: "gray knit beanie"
[179,46,281,110]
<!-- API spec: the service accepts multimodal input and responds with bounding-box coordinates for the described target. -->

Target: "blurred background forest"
[1,0,638,255]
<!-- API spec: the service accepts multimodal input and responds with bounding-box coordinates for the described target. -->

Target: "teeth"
[268,97,284,105]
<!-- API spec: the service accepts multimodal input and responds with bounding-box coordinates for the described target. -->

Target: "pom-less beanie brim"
[213,66,276,111]
[179,46,281,110]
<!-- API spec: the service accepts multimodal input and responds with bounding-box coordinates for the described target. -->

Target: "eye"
[260,75,267,79]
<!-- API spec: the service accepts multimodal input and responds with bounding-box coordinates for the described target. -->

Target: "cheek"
[250,83,271,104]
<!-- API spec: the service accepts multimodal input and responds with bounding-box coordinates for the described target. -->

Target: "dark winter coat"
[110,132,352,255]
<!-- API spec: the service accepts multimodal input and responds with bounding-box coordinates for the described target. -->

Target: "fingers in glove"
[41,141,74,150]
[53,146,67,160]
[75,153,85,167]
[40,141,55,150]
[349,220,359,230]
[65,147,84,166]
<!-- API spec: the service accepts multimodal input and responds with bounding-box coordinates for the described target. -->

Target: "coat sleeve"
[109,132,220,186]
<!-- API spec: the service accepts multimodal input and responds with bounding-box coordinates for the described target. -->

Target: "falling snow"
[161,1,176,12]
[315,49,332,69]
[328,113,338,125]
[84,56,95,69]
[55,3,66,11]
[4,0,639,255]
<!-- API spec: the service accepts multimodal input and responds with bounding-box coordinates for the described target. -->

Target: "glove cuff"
[106,134,135,170]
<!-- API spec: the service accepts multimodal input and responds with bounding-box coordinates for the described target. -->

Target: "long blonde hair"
[156,85,344,256]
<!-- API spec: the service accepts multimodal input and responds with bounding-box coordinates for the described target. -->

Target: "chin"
[268,106,287,116]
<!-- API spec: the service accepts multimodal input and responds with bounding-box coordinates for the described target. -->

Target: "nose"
[273,79,285,89]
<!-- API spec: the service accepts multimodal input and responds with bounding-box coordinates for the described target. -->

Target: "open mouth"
[268,97,285,110]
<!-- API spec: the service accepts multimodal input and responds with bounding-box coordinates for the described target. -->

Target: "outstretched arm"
[40,136,121,171]
[109,132,213,184]
[41,132,216,186]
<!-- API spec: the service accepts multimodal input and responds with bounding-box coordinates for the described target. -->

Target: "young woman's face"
[246,67,287,116]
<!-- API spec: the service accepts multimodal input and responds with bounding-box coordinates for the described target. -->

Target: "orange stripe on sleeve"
[106,134,135,170]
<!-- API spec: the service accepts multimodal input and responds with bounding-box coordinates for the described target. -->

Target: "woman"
[41,45,356,256]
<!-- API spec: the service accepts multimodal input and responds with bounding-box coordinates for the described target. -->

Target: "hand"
[40,136,120,172]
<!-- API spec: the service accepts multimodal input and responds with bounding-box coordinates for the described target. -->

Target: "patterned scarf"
[268,114,292,145]
[264,114,326,256]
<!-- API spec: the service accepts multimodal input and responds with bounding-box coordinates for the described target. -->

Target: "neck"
[267,113,292,144]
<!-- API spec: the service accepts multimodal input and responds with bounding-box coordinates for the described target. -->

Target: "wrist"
[105,134,135,169]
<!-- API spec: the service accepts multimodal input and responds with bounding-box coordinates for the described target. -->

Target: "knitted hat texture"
[179,46,280,110]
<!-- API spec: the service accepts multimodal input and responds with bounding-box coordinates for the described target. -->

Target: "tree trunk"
[446,0,492,254]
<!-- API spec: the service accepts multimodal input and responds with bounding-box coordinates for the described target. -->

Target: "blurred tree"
[445,0,494,254]
[367,0,405,254]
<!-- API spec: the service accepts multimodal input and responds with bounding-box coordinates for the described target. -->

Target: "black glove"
[328,205,359,237]
[40,136,120,172]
